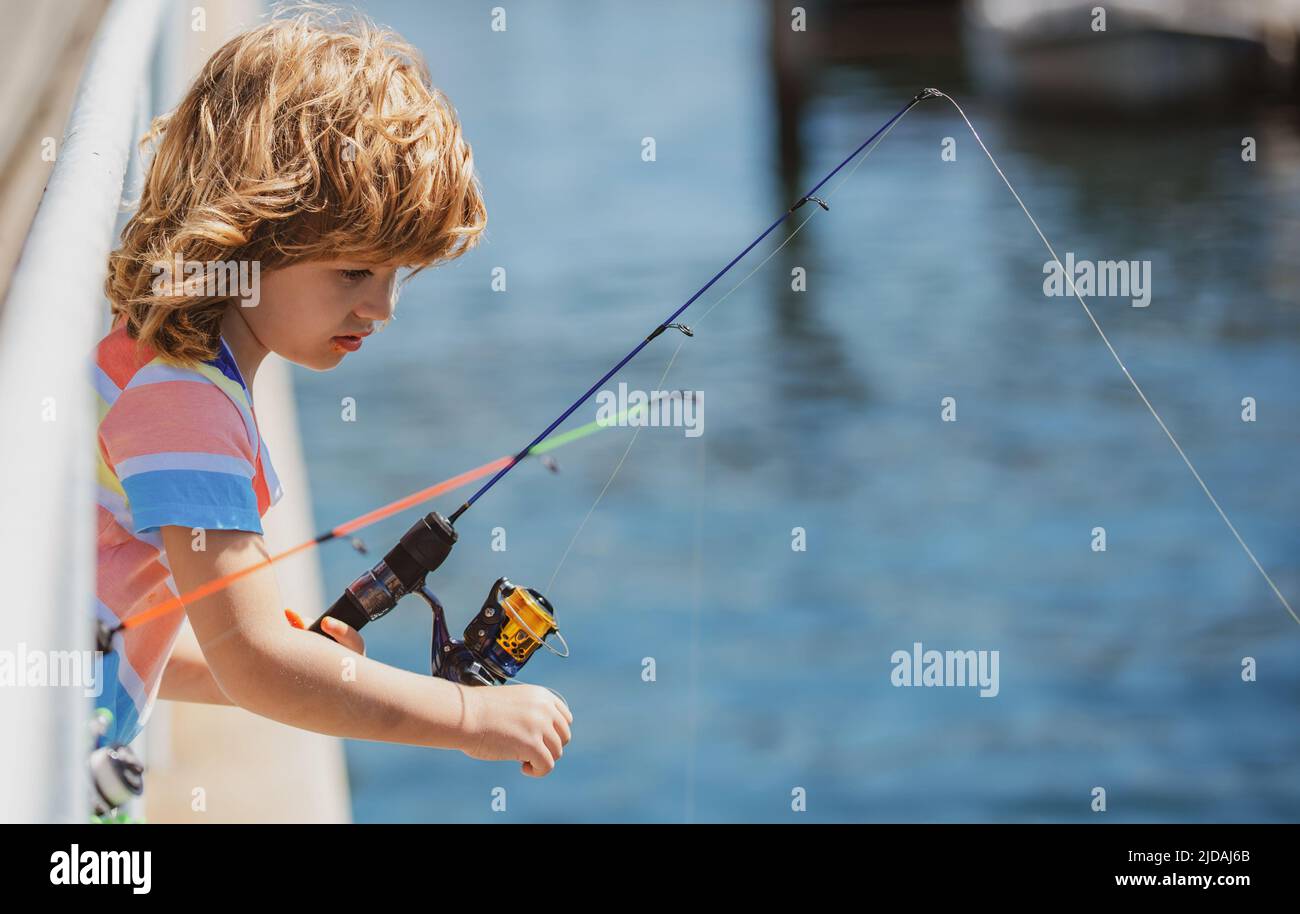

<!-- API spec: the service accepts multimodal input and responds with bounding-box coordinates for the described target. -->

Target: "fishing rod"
[453,91,937,523]
[301,90,938,686]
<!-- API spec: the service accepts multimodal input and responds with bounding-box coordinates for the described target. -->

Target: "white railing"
[0,0,169,823]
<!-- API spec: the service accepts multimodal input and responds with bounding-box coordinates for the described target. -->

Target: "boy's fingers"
[320,616,366,655]
[526,745,556,777]
[520,740,557,778]
[541,730,562,764]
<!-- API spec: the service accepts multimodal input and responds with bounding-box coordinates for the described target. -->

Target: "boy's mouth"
[331,332,369,353]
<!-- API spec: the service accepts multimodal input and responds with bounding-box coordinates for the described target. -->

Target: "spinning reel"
[310,511,567,685]
[419,577,566,685]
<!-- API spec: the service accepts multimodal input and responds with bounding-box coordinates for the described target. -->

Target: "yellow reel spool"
[497,586,562,663]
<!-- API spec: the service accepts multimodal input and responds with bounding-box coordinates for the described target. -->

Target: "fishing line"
[541,88,1297,630]
[544,348,687,594]
[929,89,1298,627]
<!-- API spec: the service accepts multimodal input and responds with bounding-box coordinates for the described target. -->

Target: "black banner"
[11,824,1287,897]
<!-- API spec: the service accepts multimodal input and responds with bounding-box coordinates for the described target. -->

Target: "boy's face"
[244,259,400,370]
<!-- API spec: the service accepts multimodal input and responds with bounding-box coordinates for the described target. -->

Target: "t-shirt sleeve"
[98,374,265,535]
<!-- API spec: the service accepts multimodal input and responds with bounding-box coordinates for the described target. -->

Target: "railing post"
[0,0,169,824]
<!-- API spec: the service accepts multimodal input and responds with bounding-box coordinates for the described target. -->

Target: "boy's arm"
[159,601,363,706]
[158,621,234,705]
[160,524,478,749]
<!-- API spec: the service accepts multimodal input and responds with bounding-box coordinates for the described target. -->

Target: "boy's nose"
[354,276,398,322]
[354,295,393,322]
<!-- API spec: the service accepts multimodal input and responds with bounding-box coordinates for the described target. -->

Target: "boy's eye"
[339,269,372,282]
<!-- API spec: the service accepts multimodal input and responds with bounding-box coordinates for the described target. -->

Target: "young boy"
[95,9,570,778]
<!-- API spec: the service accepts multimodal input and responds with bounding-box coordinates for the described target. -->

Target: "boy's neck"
[220,305,270,389]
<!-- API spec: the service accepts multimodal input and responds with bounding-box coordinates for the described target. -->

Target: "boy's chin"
[295,348,349,371]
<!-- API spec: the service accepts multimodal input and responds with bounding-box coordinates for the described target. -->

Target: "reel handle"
[308,511,457,635]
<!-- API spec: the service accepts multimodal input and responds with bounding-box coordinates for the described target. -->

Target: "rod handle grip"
[307,589,371,635]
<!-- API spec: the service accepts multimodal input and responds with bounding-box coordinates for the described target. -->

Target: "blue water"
[290,1,1300,822]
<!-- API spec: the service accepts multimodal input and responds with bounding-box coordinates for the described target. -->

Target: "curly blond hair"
[105,5,487,363]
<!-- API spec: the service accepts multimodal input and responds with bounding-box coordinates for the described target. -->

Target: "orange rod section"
[331,457,511,538]
[116,455,512,634]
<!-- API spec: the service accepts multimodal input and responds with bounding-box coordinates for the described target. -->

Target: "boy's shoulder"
[95,325,251,414]
[95,325,159,394]
[95,325,260,464]
[94,325,282,532]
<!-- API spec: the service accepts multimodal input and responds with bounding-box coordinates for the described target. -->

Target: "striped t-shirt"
[94,323,283,745]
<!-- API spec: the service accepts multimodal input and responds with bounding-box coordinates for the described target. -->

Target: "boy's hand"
[285,608,366,655]
[286,608,364,657]
[318,614,366,656]
[461,684,573,777]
